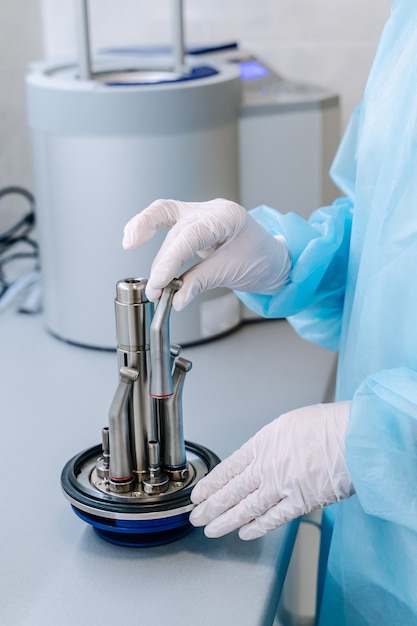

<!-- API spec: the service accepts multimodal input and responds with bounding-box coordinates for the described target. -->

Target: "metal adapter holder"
[61,278,219,547]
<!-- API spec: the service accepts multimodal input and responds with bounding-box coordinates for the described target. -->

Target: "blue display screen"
[240,60,269,81]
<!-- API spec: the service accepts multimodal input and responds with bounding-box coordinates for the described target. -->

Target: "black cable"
[1,250,39,267]
[0,187,35,243]
[0,186,39,308]
[0,186,35,205]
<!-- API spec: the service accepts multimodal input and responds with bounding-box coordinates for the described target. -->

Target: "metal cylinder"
[115,278,151,350]
[115,278,154,476]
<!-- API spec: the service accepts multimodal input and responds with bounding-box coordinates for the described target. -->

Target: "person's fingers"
[171,254,227,310]
[190,460,259,529]
[123,198,250,305]
[190,444,253,505]
[203,486,283,538]
[122,199,183,251]
[238,497,298,540]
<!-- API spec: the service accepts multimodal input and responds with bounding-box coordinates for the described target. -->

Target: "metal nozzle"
[160,356,192,479]
[96,427,110,478]
[108,366,139,492]
[142,440,169,495]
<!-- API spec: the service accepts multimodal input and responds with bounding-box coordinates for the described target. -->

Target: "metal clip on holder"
[61,278,219,547]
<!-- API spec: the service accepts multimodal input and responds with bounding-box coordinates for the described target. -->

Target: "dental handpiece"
[149,278,183,399]
[159,356,191,479]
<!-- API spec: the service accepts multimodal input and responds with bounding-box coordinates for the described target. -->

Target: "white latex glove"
[122,198,291,310]
[190,401,354,540]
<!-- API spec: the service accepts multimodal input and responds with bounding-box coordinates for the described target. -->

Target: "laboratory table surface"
[0,311,336,626]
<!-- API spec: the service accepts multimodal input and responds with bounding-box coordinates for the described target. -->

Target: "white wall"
[0,0,393,204]
[0,0,43,200]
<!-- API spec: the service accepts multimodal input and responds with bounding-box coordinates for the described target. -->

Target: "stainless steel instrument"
[61,278,219,546]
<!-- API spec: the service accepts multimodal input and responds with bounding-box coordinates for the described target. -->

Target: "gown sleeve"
[347,367,417,533]
[236,198,353,351]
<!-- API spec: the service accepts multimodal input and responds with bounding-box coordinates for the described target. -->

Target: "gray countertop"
[0,312,335,626]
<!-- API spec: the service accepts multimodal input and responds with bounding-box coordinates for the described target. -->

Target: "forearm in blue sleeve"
[236,196,353,350]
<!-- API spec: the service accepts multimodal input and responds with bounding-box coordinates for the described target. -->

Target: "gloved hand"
[190,401,354,540]
[122,198,291,310]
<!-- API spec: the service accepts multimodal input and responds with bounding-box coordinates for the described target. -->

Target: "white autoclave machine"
[26,0,340,349]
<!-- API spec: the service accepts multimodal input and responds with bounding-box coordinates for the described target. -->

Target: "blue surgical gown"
[237,2,417,623]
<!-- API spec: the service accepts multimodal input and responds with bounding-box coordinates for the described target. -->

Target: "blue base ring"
[72,506,192,547]
[62,440,220,548]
